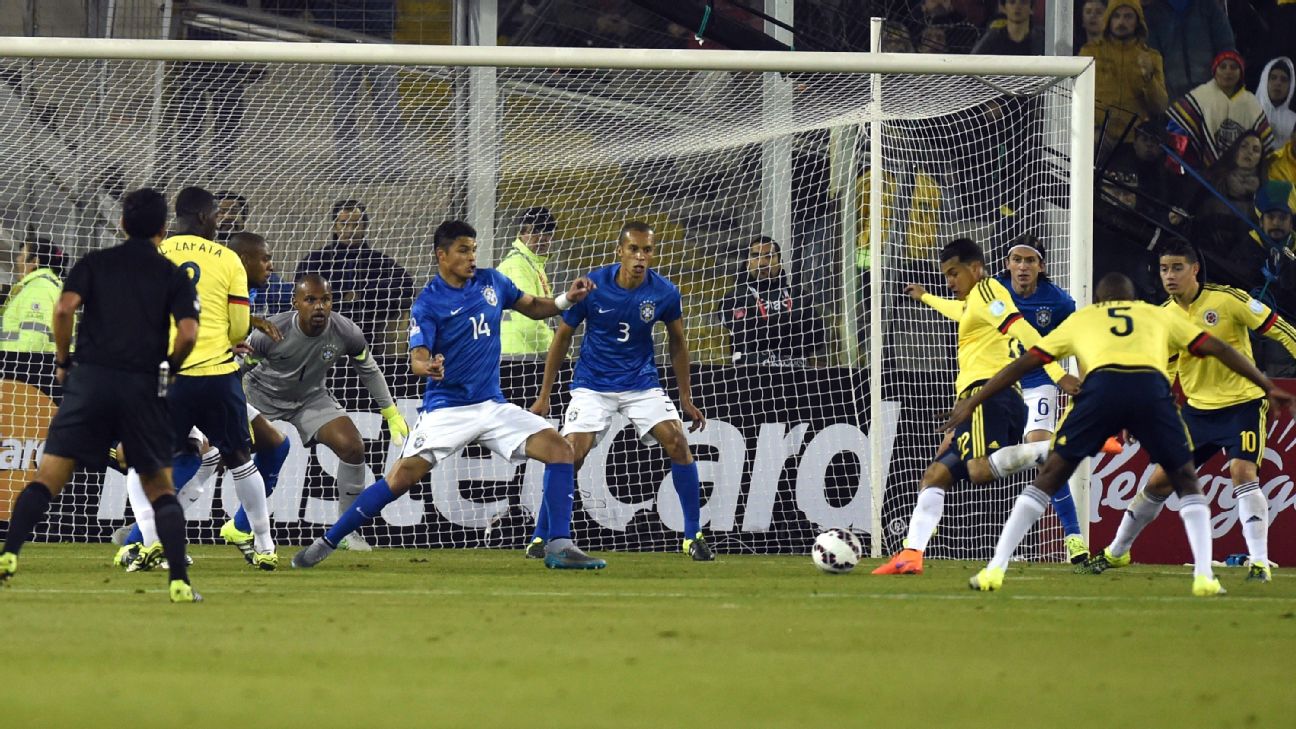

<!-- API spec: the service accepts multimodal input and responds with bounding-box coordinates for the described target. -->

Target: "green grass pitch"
[1,544,1292,729]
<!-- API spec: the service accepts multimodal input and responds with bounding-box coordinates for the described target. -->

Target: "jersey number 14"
[470,312,492,339]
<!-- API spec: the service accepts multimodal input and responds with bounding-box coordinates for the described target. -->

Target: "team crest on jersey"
[482,285,498,307]
[1035,308,1052,327]
[321,344,339,362]
[639,300,656,322]
[1203,309,1219,327]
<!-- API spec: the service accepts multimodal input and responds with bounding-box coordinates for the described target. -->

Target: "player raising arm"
[529,221,710,561]
[293,220,605,570]
[950,273,1296,596]
[873,238,1080,576]
[1081,241,1296,582]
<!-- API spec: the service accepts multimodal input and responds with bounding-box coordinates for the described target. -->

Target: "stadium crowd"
[2,0,1295,378]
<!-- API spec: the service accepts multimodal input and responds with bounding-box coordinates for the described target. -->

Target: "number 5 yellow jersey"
[1031,299,1207,377]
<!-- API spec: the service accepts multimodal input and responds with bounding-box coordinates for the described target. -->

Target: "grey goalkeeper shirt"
[244,311,394,411]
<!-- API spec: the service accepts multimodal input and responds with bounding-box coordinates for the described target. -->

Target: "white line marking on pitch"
[8,586,1290,604]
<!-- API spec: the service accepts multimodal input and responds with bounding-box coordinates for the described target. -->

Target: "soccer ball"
[811,529,863,574]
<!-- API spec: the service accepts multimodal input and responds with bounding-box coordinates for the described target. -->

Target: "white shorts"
[1022,383,1059,435]
[400,400,553,465]
[561,387,679,446]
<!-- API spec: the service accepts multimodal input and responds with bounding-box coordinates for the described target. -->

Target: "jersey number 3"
[470,312,492,340]
[1107,306,1134,337]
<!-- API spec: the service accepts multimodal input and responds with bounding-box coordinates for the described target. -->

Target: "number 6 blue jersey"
[563,264,682,392]
[994,272,1076,389]
[409,268,521,411]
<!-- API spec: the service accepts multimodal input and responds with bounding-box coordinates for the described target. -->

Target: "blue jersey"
[409,268,521,411]
[563,264,682,392]
[994,272,1076,388]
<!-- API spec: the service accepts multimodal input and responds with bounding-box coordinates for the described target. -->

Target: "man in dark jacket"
[294,198,414,352]
[718,237,826,367]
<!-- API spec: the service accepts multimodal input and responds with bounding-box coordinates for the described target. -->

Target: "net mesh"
[0,49,1080,559]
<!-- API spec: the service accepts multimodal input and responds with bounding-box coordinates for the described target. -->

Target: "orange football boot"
[870,548,924,575]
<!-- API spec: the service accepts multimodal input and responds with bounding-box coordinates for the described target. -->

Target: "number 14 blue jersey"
[563,264,682,392]
[409,268,521,411]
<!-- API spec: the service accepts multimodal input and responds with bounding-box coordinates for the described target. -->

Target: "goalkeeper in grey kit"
[241,274,409,547]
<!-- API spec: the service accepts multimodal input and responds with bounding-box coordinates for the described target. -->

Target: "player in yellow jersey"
[159,186,277,569]
[1082,241,1296,582]
[949,273,1296,596]
[873,238,1080,575]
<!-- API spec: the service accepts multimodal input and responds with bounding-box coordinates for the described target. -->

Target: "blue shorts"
[168,372,252,456]
[1182,399,1267,467]
[939,383,1026,463]
[1054,368,1192,468]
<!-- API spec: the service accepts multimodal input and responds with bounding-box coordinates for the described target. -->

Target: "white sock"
[1178,495,1214,579]
[1234,481,1268,565]
[125,468,158,546]
[988,441,1050,479]
[335,460,370,518]
[1108,489,1166,558]
[179,448,223,509]
[988,485,1050,571]
[231,460,274,553]
[904,487,945,551]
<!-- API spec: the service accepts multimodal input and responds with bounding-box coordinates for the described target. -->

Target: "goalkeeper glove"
[381,405,409,446]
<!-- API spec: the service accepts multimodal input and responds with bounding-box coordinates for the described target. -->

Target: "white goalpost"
[0,36,1093,559]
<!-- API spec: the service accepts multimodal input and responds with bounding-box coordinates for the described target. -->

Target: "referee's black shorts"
[168,372,252,455]
[43,363,173,474]
[1053,368,1193,468]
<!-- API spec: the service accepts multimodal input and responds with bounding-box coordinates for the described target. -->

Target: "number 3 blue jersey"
[994,272,1076,389]
[409,268,521,411]
[563,264,682,392]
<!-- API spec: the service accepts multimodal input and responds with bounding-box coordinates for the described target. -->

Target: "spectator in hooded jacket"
[1169,50,1274,168]
[1257,56,1296,147]
[1141,0,1236,101]
[1081,0,1169,131]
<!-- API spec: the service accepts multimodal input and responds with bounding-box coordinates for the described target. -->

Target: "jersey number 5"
[1107,306,1134,337]
[470,312,491,340]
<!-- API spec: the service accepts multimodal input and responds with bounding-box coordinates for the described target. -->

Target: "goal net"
[0,38,1092,559]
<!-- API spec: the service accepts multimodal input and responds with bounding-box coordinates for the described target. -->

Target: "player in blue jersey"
[529,221,711,560]
[292,220,606,570]
[992,236,1089,563]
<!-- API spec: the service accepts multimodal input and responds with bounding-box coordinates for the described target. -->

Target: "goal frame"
[0,36,1095,556]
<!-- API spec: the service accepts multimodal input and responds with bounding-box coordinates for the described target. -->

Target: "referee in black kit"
[0,188,205,603]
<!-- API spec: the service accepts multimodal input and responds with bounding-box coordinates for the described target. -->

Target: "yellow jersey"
[159,234,249,376]
[929,277,1058,393]
[1032,300,1206,377]
[1164,284,1296,409]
